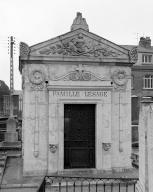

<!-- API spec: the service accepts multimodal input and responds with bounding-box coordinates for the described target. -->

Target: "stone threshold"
[49,168,138,179]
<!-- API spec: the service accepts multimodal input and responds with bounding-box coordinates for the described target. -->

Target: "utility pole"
[8,36,15,117]
[5,36,18,143]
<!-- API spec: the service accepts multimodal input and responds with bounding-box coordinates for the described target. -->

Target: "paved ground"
[1,157,43,191]
[0,156,138,191]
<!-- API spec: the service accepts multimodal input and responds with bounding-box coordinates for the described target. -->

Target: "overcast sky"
[0,0,153,90]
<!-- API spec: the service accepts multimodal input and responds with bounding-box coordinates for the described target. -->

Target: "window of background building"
[143,75,153,89]
[132,96,139,124]
[142,54,152,63]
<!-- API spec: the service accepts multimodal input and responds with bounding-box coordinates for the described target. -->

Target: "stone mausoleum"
[19,13,137,176]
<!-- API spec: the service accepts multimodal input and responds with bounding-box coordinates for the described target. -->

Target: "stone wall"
[22,62,132,175]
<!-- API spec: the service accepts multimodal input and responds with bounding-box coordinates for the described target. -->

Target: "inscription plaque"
[52,90,109,98]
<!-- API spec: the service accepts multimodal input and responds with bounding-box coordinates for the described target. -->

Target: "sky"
[0,0,153,90]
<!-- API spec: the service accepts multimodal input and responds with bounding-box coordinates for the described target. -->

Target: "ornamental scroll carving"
[20,42,30,57]
[29,70,45,90]
[39,33,121,58]
[54,65,104,81]
[129,47,138,62]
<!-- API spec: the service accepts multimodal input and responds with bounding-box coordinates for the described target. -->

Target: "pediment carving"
[38,33,122,58]
[53,65,105,81]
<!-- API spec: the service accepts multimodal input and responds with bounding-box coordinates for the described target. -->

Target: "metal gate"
[38,176,138,192]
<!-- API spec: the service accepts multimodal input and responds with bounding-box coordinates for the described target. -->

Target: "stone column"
[138,98,153,192]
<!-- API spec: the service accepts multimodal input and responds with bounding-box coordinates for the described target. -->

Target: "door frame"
[64,104,96,169]
[57,99,104,171]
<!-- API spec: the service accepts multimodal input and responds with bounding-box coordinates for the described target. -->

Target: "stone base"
[6,118,17,132]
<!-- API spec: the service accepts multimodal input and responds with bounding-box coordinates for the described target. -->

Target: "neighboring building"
[122,37,153,144]
[19,12,136,176]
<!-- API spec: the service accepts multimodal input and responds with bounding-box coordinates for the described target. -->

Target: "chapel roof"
[19,12,137,72]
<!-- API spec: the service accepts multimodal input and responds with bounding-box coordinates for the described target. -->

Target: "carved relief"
[103,143,111,151]
[29,70,45,90]
[54,64,104,81]
[71,12,89,31]
[49,144,58,153]
[129,47,138,62]
[111,70,128,89]
[30,70,44,85]
[39,33,121,58]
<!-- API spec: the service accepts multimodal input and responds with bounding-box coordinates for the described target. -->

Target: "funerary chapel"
[19,12,137,175]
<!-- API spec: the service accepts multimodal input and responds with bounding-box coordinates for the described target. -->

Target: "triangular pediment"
[28,29,134,63]
[20,11,137,64]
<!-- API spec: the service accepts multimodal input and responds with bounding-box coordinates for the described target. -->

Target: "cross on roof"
[75,64,85,72]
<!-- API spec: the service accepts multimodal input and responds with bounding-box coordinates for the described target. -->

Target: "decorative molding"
[103,143,111,151]
[111,70,128,89]
[54,64,105,81]
[39,33,122,58]
[30,83,45,91]
[33,93,39,158]
[49,144,58,153]
[29,70,45,90]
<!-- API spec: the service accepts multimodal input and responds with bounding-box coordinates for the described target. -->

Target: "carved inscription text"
[52,90,108,98]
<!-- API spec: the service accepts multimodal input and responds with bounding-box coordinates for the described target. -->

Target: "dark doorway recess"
[64,104,95,169]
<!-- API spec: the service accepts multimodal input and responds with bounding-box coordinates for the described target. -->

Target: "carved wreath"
[29,70,45,85]
[112,70,127,86]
